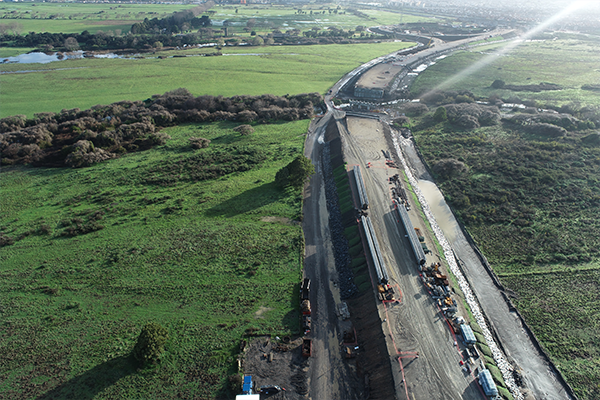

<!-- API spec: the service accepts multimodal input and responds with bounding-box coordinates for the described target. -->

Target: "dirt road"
[302,114,364,400]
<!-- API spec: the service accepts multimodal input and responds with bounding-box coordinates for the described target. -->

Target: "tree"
[275,155,314,189]
[491,79,505,89]
[433,106,447,122]
[64,37,79,51]
[133,322,169,367]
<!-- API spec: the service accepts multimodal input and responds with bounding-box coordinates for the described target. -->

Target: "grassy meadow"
[0,2,437,35]
[1,41,414,118]
[210,4,437,35]
[0,2,182,34]
[409,38,600,399]
[0,119,309,399]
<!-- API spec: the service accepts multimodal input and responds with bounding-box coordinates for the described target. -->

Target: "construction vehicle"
[343,346,357,359]
[302,339,312,357]
[302,315,311,334]
[301,278,310,300]
[259,385,285,395]
[414,227,425,242]
[377,283,395,301]
[301,299,311,315]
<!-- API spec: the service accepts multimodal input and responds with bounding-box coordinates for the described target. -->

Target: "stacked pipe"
[361,215,389,284]
[353,165,369,210]
[395,199,426,266]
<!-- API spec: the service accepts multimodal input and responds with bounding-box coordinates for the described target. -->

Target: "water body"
[2,51,127,64]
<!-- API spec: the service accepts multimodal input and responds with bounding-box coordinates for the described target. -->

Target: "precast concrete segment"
[360,215,388,284]
[391,132,524,400]
[394,199,426,266]
[365,215,389,284]
[353,165,369,210]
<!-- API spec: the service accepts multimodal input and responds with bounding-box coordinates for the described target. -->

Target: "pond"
[1,51,128,64]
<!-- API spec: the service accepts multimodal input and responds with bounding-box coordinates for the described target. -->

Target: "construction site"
[237,27,573,400]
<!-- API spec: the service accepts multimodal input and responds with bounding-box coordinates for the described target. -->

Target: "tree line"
[0,89,323,168]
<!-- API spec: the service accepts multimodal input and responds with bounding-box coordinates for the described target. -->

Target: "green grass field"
[410,37,600,399]
[0,2,437,35]
[0,41,414,118]
[411,38,600,106]
[0,119,309,399]
[0,3,183,34]
[211,4,436,34]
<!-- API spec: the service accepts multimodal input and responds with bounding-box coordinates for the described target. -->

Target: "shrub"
[433,106,447,122]
[233,124,255,136]
[527,123,567,138]
[477,342,493,358]
[133,322,169,367]
[399,102,429,116]
[491,79,505,89]
[474,331,486,344]
[498,386,514,400]
[0,232,15,247]
[228,374,243,394]
[64,140,115,168]
[485,363,505,387]
[432,158,468,179]
[189,137,211,149]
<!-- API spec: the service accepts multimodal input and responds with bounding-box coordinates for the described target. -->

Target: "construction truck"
[302,339,312,357]
[301,299,311,315]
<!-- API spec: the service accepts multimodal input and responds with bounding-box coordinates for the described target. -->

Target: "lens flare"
[422,0,593,97]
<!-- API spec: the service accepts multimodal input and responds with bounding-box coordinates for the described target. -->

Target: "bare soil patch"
[242,336,309,399]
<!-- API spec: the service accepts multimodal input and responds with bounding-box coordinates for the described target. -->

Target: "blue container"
[243,375,253,394]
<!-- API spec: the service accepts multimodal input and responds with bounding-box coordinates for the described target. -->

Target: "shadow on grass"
[205,182,287,218]
[36,355,137,400]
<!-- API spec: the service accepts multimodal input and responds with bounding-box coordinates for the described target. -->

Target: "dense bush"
[432,158,468,179]
[145,145,267,186]
[397,102,429,117]
[64,140,115,168]
[275,155,315,189]
[133,322,169,367]
[443,103,501,128]
[0,91,321,167]
[433,106,447,122]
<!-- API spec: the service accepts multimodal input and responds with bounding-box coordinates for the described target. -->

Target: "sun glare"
[422,0,595,96]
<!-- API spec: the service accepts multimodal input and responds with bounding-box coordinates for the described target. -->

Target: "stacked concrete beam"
[361,215,389,284]
[353,165,369,210]
[395,199,426,266]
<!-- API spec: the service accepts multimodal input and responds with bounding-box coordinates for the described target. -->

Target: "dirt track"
[302,114,364,400]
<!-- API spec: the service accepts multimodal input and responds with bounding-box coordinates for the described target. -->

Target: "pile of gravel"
[322,143,358,299]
